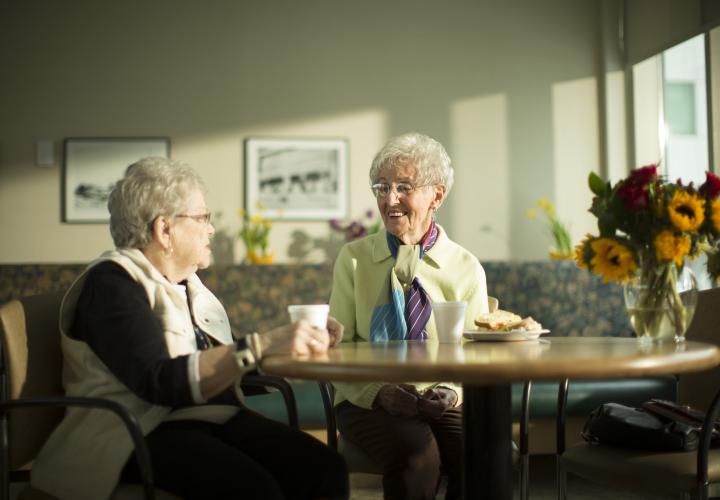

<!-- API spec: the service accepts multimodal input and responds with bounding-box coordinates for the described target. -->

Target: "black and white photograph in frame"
[244,137,348,220]
[63,137,170,223]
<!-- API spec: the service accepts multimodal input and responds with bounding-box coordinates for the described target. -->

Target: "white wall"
[0,0,604,264]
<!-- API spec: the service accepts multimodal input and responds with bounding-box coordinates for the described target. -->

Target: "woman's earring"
[162,246,174,258]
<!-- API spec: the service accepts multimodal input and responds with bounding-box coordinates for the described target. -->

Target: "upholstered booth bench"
[0,261,677,454]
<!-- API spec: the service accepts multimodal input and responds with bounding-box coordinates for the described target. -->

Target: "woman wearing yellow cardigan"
[329,132,489,500]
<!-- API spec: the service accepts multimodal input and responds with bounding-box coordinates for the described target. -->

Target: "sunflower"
[653,230,691,267]
[589,238,637,284]
[574,234,593,270]
[667,190,705,232]
[711,198,720,233]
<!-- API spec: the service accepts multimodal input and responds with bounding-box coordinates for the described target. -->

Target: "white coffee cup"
[287,304,329,328]
[431,301,467,343]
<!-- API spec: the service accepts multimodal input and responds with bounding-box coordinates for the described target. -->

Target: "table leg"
[463,384,512,500]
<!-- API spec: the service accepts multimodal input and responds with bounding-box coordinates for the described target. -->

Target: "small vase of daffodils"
[238,207,274,264]
[527,199,573,260]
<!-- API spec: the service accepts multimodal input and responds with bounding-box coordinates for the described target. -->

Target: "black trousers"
[335,401,463,500]
[123,410,349,500]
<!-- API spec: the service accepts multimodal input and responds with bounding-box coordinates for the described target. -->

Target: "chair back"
[678,286,720,411]
[0,292,65,469]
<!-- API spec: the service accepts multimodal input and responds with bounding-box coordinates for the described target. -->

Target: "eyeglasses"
[370,182,429,198]
[176,212,212,224]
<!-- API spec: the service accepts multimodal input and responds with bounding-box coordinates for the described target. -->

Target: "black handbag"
[582,402,699,451]
[641,399,720,442]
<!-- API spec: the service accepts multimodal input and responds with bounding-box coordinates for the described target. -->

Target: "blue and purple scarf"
[370,220,438,342]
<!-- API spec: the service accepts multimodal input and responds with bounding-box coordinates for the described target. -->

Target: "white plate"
[462,329,550,342]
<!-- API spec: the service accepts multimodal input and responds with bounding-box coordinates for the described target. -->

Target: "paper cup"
[431,301,467,343]
[287,304,329,328]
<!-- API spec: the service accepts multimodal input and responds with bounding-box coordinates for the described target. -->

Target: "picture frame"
[244,137,348,220]
[62,137,170,223]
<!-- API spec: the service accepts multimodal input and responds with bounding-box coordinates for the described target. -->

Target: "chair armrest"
[317,382,337,450]
[0,396,155,500]
[241,374,299,429]
[556,379,570,455]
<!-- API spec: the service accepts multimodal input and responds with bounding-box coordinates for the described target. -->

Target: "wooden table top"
[260,337,720,385]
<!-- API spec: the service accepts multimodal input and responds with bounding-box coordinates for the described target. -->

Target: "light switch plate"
[36,140,54,166]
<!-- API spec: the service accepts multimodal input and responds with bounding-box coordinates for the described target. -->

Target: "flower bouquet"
[575,165,720,342]
[238,205,274,264]
[329,210,381,241]
[527,199,573,260]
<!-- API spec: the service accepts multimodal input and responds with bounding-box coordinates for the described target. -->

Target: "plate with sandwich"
[463,309,549,342]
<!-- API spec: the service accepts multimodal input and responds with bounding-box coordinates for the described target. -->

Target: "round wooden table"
[261,337,720,500]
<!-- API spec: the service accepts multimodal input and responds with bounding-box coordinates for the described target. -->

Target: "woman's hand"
[417,387,458,419]
[261,320,330,356]
[327,316,344,346]
[374,383,421,417]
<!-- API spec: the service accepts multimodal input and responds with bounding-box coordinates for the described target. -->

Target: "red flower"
[699,171,720,199]
[618,182,649,211]
[627,164,658,186]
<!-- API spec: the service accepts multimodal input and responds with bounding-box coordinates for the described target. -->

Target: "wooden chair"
[555,286,720,500]
[0,291,298,500]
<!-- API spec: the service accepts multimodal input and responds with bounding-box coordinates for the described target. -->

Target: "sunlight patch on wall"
[633,55,663,167]
[551,76,600,248]
[605,70,628,183]
[449,93,509,261]
[175,109,389,264]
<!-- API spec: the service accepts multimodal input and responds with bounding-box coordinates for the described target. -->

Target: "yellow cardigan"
[329,227,489,409]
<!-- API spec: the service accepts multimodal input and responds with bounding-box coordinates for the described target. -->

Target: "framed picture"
[244,137,348,220]
[62,137,170,223]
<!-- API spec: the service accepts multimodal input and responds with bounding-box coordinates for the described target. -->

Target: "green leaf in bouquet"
[588,172,606,196]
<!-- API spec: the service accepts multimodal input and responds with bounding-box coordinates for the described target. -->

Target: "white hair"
[108,157,206,249]
[369,132,454,194]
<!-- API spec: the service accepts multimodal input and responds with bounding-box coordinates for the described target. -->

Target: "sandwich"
[474,310,543,332]
[474,309,523,331]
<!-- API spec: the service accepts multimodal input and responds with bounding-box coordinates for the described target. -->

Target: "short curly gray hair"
[369,132,454,194]
[108,157,206,249]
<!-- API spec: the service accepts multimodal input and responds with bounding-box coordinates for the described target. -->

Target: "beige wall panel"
[0,0,603,263]
[552,77,601,250]
[449,94,509,261]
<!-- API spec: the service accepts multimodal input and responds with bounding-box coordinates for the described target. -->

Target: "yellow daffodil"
[590,238,637,284]
[537,199,554,214]
[239,206,273,263]
[528,198,572,257]
[654,230,690,267]
[667,190,705,232]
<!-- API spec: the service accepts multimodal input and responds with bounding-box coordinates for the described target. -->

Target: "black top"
[69,261,239,408]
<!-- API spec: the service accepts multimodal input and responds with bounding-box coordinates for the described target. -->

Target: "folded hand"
[375,383,421,417]
[262,320,330,356]
[417,387,458,419]
[326,316,344,346]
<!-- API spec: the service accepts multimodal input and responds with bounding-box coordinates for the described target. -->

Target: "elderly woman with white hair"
[329,133,489,500]
[31,157,349,500]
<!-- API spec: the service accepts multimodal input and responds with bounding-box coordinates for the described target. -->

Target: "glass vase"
[623,263,698,343]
